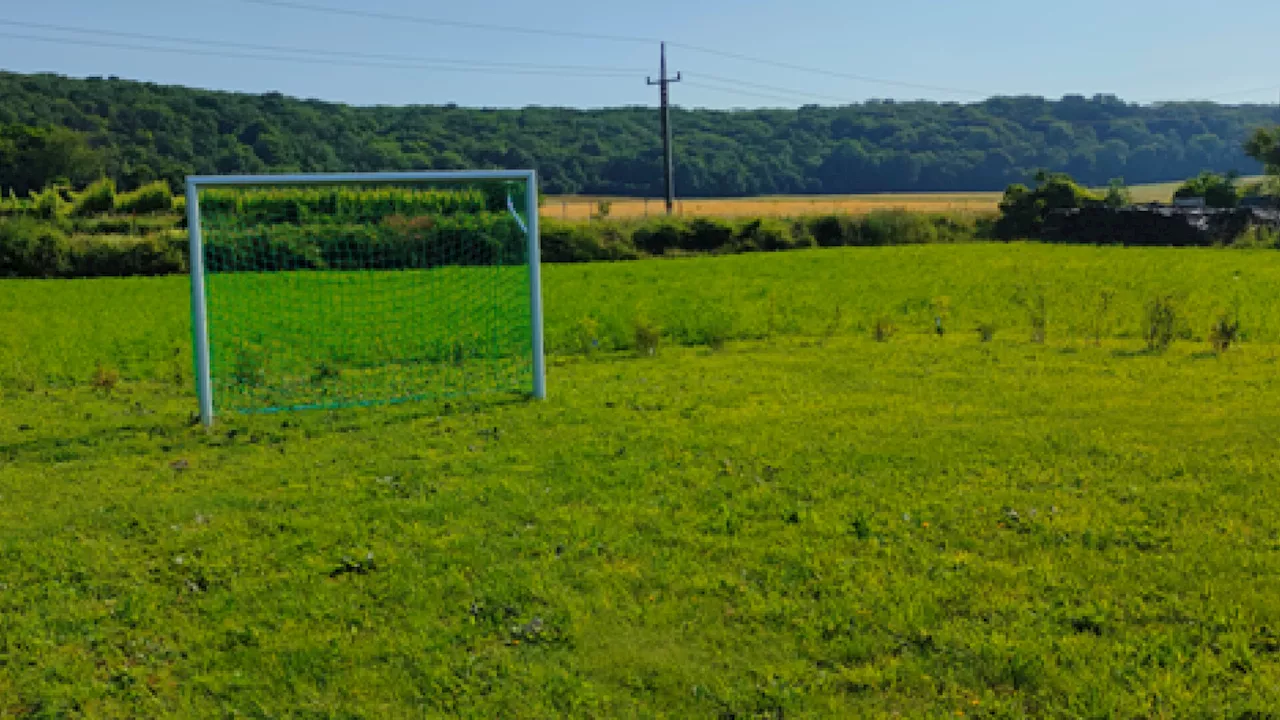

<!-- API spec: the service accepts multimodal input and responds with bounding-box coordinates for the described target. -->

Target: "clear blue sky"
[1,0,1278,109]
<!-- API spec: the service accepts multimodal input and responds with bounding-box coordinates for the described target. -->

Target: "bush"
[1175,172,1240,209]
[995,171,1103,239]
[67,233,186,277]
[1209,314,1240,353]
[633,314,661,357]
[33,187,67,220]
[632,219,685,255]
[808,215,857,247]
[736,217,806,252]
[71,178,117,217]
[541,220,638,262]
[873,317,896,342]
[0,217,70,277]
[1144,295,1178,352]
[681,217,735,253]
[117,181,174,214]
[859,210,938,246]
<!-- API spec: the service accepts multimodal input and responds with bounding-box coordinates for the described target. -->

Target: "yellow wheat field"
[541,181,1185,222]
[541,193,1001,221]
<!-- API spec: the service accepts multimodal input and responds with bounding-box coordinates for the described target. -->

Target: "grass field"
[541,180,1197,221]
[4,245,1280,716]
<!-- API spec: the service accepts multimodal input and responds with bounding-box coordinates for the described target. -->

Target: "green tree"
[995,171,1103,238]
[1103,178,1132,208]
[0,70,1276,196]
[0,124,103,195]
[1245,127,1280,195]
[1175,171,1240,208]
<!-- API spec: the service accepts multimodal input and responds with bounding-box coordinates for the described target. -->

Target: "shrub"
[1144,295,1178,352]
[1016,286,1048,344]
[91,362,120,392]
[1175,171,1240,209]
[67,233,187,277]
[541,220,638,262]
[735,218,793,251]
[995,171,1103,239]
[71,178,117,217]
[859,210,938,246]
[633,314,661,357]
[873,317,896,342]
[681,218,735,253]
[1209,314,1240,353]
[632,219,684,255]
[0,217,70,277]
[33,187,67,220]
[573,316,601,355]
[931,296,952,337]
[1091,289,1116,346]
[116,181,174,214]
[808,215,856,247]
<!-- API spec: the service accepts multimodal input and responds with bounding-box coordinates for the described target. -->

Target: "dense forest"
[1,70,1278,197]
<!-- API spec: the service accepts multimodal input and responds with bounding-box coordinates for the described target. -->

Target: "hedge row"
[540,212,979,262]
[0,211,980,278]
[0,217,185,278]
[203,214,525,271]
[198,186,490,226]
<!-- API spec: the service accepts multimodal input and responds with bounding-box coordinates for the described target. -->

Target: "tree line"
[2,70,1279,197]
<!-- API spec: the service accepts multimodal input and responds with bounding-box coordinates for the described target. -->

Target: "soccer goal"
[185,170,545,427]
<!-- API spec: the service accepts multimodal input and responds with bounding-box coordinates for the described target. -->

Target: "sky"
[1,0,1278,110]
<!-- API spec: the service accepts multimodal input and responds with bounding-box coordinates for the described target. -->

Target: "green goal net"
[187,172,545,425]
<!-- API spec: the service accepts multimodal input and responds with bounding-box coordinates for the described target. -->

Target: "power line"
[671,43,988,98]
[0,20,643,75]
[236,0,992,97]
[692,73,855,105]
[1199,85,1280,101]
[0,31,639,78]
[683,80,832,107]
[241,0,661,45]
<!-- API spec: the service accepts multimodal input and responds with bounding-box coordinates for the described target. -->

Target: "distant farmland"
[542,180,1194,221]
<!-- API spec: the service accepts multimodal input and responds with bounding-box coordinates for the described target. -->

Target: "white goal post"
[185,170,546,427]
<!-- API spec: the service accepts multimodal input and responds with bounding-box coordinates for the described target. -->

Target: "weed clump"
[931,296,951,337]
[1210,314,1241,353]
[312,361,342,383]
[873,317,896,342]
[634,314,661,357]
[976,322,997,343]
[574,316,601,355]
[1091,289,1116,346]
[1026,292,1047,344]
[91,362,120,392]
[1144,295,1178,352]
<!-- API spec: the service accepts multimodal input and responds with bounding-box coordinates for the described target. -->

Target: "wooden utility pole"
[647,42,681,215]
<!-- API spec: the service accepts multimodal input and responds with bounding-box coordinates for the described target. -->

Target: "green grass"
[4,243,1279,391]
[4,245,1280,716]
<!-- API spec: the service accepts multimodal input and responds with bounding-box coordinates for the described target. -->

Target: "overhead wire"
[671,43,987,98]
[690,73,856,105]
[236,0,992,97]
[0,19,646,74]
[240,0,662,45]
[0,31,640,78]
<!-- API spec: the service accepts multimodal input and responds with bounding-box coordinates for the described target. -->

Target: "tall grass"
[7,244,1280,390]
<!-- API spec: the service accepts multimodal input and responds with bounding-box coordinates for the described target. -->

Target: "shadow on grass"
[1111,348,1162,359]
[0,389,534,464]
